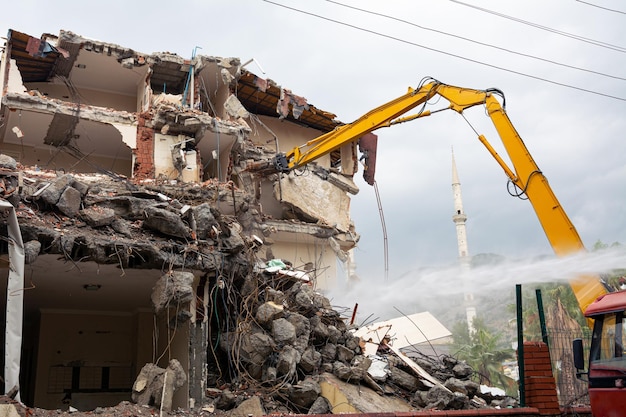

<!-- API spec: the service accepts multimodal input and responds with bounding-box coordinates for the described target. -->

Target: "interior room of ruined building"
[1,29,361,410]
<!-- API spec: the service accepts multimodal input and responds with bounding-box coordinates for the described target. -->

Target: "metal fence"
[544,328,590,408]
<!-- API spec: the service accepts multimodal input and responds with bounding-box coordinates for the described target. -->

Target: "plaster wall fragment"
[6,59,27,94]
[273,172,351,233]
[112,122,138,149]
[224,94,249,119]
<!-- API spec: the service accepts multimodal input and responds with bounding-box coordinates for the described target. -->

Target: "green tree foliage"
[451,317,517,395]
[592,240,626,291]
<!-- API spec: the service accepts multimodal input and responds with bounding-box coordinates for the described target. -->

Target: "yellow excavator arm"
[273,77,607,315]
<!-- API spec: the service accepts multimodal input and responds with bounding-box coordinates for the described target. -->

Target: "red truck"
[574,290,626,416]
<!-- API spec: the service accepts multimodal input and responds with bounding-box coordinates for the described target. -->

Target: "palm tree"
[452,317,517,395]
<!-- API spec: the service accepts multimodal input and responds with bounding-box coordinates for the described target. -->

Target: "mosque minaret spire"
[451,148,476,333]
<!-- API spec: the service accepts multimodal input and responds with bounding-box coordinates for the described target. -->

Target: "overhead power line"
[450,0,626,52]
[324,0,626,82]
[262,0,626,102]
[575,0,626,15]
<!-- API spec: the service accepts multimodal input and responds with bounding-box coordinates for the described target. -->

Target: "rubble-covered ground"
[0,153,519,415]
[1,396,230,417]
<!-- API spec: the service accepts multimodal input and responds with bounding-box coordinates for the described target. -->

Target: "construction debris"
[131,360,187,411]
[0,153,520,414]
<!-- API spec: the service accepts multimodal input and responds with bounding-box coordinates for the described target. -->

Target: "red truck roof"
[585,290,626,317]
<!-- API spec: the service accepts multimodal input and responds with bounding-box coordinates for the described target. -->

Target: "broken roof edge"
[6,27,343,134]
[237,69,341,133]
[58,29,136,55]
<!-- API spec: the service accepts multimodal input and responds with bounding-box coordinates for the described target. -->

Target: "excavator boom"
[274,77,606,314]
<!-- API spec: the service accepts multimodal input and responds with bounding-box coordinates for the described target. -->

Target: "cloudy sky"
[3,0,625,318]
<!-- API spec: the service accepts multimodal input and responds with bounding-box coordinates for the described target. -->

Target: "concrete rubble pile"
[195,270,519,414]
[0,156,259,273]
[0,153,518,414]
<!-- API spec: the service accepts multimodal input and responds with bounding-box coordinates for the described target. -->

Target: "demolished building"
[0,28,529,416]
[0,28,364,411]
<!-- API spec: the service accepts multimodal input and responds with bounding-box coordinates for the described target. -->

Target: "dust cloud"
[328,246,626,324]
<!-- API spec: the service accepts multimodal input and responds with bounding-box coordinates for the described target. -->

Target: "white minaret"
[451,149,476,333]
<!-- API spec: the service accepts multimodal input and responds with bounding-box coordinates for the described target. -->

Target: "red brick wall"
[134,113,155,180]
[302,409,541,417]
[522,342,560,415]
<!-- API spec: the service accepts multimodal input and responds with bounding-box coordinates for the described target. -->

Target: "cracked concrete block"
[336,344,355,363]
[320,343,337,363]
[276,345,300,378]
[151,271,195,313]
[24,240,41,264]
[299,346,321,373]
[332,361,352,381]
[70,178,90,196]
[272,317,296,346]
[255,301,283,325]
[389,366,420,391]
[307,396,331,414]
[192,203,218,239]
[0,154,17,170]
[285,312,310,337]
[231,396,265,417]
[215,389,236,410]
[289,378,321,408]
[264,288,285,304]
[110,218,132,237]
[57,186,82,217]
[80,206,116,227]
[218,223,246,253]
[143,206,190,239]
[131,359,186,411]
[40,174,74,205]
[239,331,276,365]
[292,333,310,355]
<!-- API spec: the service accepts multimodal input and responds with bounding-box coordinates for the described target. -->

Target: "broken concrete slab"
[319,372,413,413]
[353,311,452,348]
